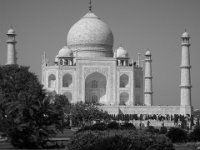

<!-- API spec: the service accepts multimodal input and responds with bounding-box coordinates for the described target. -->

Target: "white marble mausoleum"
[5,4,192,116]
[41,10,144,108]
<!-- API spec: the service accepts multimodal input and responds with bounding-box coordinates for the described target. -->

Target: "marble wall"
[101,105,192,115]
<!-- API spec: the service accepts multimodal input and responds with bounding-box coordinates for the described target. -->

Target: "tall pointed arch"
[63,73,72,87]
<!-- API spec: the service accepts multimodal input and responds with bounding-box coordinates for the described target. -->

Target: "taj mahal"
[5,3,192,116]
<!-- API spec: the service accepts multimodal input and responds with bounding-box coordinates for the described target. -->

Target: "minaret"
[6,27,17,65]
[180,31,192,106]
[144,50,153,106]
[137,53,141,67]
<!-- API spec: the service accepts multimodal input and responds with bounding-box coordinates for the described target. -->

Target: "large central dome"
[67,11,114,57]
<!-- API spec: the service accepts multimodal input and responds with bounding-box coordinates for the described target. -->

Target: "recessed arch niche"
[119,92,129,105]
[85,72,107,104]
[120,74,129,88]
[63,73,72,87]
[48,74,56,88]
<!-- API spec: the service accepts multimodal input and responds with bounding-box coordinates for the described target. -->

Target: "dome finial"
[89,0,92,12]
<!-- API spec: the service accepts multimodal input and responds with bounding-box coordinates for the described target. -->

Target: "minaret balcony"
[181,43,190,46]
[144,91,153,94]
[180,65,191,69]
[179,85,192,88]
[144,59,152,62]
[6,39,16,43]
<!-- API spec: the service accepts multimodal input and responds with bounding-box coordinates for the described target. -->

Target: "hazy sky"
[1,0,200,108]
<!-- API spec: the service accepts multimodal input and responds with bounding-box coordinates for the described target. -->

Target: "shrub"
[92,122,107,131]
[107,121,120,129]
[189,125,200,141]
[70,102,109,127]
[160,126,168,134]
[166,127,188,143]
[91,135,134,150]
[78,123,107,132]
[67,130,175,150]
[121,122,136,130]
[148,134,175,150]
[77,125,92,132]
[145,126,159,134]
[67,131,108,150]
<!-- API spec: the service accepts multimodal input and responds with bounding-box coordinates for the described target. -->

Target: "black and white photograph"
[1,0,200,149]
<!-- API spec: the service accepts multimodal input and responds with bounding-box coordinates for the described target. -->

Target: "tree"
[166,127,188,143]
[0,65,68,148]
[189,125,200,141]
[145,126,159,134]
[70,102,109,127]
[107,121,120,129]
[160,126,168,134]
[0,65,45,136]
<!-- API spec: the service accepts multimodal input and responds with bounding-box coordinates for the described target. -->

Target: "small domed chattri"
[7,27,15,35]
[145,50,151,56]
[58,46,73,57]
[116,47,128,58]
[182,31,190,38]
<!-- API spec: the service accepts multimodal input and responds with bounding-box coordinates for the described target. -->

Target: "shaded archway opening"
[48,74,56,88]
[85,72,107,104]
[120,74,129,88]
[119,92,129,105]
[63,74,72,87]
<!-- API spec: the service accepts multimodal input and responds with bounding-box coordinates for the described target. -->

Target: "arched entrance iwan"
[85,72,107,104]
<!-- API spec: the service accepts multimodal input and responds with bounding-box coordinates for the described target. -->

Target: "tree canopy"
[70,102,109,127]
[0,65,69,148]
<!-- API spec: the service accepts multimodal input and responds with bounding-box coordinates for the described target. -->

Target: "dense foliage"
[0,65,68,148]
[107,121,120,129]
[78,122,136,132]
[70,102,109,127]
[166,127,188,143]
[160,126,168,134]
[145,126,159,134]
[189,125,200,141]
[121,122,136,130]
[68,130,175,150]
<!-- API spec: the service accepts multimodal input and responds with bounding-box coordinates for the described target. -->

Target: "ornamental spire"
[89,0,92,12]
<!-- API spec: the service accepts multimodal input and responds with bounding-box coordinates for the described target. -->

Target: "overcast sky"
[1,0,200,108]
